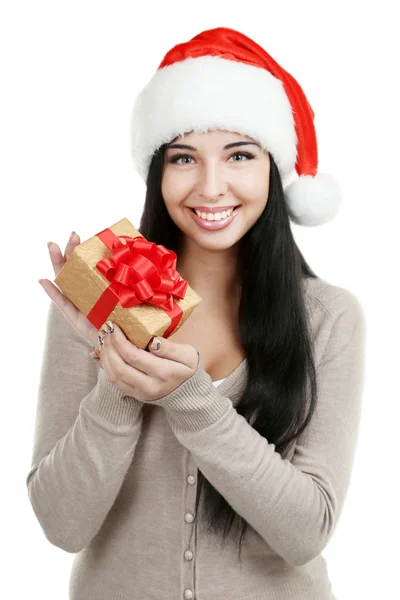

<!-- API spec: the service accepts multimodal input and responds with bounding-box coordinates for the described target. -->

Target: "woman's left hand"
[92,321,199,402]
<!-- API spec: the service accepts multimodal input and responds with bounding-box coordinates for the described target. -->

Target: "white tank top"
[212,378,226,386]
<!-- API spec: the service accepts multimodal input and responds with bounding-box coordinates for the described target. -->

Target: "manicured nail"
[105,321,114,333]
[89,350,100,361]
[150,337,161,351]
[98,334,104,346]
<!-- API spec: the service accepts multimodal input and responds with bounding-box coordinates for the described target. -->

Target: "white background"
[1,1,398,598]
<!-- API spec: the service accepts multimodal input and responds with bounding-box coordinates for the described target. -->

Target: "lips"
[188,205,241,231]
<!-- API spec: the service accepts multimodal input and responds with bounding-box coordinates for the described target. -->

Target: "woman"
[27,27,366,600]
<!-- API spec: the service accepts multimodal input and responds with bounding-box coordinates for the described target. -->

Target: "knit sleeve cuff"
[81,367,144,427]
[149,352,231,432]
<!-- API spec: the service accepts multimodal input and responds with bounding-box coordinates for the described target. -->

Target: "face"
[161,129,270,252]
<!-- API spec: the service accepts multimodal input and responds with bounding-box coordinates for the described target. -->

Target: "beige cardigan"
[26,276,366,599]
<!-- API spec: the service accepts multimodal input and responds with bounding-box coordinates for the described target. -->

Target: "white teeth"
[194,207,235,220]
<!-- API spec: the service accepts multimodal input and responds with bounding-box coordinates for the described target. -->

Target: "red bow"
[86,227,188,338]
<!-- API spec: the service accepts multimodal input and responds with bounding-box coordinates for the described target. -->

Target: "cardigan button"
[187,475,196,485]
[184,550,193,560]
[184,512,194,523]
[184,589,193,599]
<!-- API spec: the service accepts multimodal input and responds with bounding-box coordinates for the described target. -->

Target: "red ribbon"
[86,227,188,338]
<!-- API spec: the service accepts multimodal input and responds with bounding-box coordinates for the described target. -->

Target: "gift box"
[54,217,203,349]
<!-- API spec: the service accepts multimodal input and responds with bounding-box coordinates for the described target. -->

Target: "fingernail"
[89,350,100,361]
[98,334,104,346]
[69,231,76,241]
[105,320,114,333]
[150,337,162,351]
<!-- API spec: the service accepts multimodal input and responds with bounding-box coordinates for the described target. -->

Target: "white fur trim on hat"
[130,55,297,181]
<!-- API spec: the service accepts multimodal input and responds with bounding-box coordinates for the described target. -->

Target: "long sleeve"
[149,289,366,567]
[25,301,145,553]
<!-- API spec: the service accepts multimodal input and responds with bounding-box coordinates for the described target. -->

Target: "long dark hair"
[137,140,319,562]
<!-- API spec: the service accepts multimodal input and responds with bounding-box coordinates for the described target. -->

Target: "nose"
[195,161,229,201]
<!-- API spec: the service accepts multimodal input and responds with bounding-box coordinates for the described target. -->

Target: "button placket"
[182,451,198,599]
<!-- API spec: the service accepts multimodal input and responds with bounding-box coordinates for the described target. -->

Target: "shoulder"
[302,275,365,323]
[302,276,366,360]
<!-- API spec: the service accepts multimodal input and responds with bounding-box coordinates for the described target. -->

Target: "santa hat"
[130,27,342,227]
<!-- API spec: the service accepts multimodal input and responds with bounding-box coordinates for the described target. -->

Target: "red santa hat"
[130,27,342,227]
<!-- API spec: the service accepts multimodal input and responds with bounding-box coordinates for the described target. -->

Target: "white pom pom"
[284,173,343,227]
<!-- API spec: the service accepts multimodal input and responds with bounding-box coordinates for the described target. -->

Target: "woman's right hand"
[39,231,101,351]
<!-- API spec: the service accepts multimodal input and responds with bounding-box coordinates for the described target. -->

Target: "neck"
[176,241,241,306]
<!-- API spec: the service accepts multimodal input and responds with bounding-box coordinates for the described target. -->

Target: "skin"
[38,129,271,399]
[162,129,270,304]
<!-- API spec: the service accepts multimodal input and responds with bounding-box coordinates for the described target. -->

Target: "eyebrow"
[166,141,261,151]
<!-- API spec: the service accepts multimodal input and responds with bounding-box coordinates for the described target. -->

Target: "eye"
[168,151,255,165]
[229,151,255,162]
[168,154,194,165]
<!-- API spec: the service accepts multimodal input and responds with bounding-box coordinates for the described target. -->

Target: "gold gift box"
[54,217,202,349]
